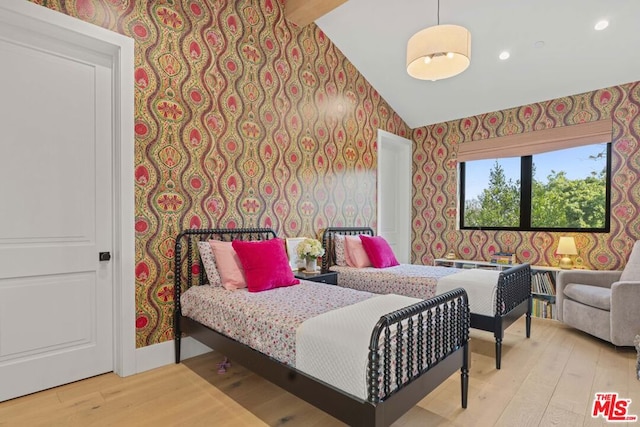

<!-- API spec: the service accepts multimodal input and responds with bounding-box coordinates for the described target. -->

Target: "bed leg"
[175,336,181,364]
[174,313,182,364]
[461,344,469,409]
[526,312,532,338]
[495,338,502,370]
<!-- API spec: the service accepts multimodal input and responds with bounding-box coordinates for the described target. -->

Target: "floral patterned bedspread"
[180,281,376,366]
[330,264,463,300]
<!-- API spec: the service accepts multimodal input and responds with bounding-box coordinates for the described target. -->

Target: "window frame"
[459,142,612,233]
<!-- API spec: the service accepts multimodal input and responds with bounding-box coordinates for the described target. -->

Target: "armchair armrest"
[610,280,640,346]
[556,270,622,322]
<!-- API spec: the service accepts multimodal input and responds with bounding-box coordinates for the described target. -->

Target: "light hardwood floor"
[1,317,638,426]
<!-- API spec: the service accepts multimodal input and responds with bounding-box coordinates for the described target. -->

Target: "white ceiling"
[315,0,640,129]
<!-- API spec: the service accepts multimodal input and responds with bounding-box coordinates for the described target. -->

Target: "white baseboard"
[135,337,212,374]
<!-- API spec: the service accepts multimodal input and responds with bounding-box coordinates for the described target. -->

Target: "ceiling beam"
[285,0,348,27]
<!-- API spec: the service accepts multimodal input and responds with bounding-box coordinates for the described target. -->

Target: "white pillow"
[197,241,222,287]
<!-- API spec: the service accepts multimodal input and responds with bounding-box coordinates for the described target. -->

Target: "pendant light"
[406,0,471,81]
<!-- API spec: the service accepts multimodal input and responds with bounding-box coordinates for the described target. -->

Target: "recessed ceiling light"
[595,20,609,31]
[534,40,545,48]
[499,51,510,60]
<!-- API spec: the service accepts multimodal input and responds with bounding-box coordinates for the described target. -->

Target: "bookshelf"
[434,258,560,319]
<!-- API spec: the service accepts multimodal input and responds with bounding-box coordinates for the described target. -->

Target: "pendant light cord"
[437,0,440,25]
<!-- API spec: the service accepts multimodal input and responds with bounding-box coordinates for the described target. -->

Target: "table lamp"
[557,237,578,269]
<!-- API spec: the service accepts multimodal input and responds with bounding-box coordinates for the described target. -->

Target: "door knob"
[99,252,111,261]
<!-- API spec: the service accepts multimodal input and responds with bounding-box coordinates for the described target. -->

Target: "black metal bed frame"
[321,226,532,369]
[174,227,471,426]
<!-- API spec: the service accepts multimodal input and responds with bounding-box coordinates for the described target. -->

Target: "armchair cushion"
[620,240,640,282]
[563,284,611,311]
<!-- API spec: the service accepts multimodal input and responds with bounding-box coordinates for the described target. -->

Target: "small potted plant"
[297,238,325,273]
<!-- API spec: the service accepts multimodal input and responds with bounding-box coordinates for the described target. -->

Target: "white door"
[377,130,412,263]
[0,11,114,401]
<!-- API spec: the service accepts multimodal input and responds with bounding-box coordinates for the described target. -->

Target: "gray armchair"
[556,241,640,347]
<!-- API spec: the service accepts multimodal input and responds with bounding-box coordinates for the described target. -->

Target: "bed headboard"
[321,227,374,272]
[173,227,276,318]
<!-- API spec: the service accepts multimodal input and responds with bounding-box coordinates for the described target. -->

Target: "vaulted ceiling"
[291,0,640,128]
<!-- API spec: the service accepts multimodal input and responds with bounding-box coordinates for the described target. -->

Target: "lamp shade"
[406,24,471,81]
[557,237,578,255]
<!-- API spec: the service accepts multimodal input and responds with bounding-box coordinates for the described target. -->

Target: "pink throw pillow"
[232,238,300,292]
[209,240,246,290]
[344,235,372,268]
[359,235,399,268]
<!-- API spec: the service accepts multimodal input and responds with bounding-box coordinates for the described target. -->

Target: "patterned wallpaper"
[31,0,409,347]
[412,82,640,271]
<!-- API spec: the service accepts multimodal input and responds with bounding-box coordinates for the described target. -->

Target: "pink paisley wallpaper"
[29,0,409,347]
[412,82,640,271]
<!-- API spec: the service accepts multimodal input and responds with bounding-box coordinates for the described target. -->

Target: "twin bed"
[174,227,471,426]
[321,227,533,369]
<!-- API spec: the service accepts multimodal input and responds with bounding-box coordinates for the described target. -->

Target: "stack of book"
[490,252,516,265]
[532,271,556,295]
[531,271,557,319]
[532,299,555,319]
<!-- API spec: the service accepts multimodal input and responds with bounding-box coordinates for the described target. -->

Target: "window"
[461,157,520,228]
[460,142,611,232]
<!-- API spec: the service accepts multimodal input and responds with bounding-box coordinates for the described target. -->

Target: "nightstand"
[294,270,338,285]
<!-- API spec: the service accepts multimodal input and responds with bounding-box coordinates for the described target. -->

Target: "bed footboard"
[367,288,470,418]
[495,263,532,323]
[492,263,532,369]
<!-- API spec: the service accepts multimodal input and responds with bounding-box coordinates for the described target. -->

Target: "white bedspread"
[437,269,501,316]
[295,293,421,400]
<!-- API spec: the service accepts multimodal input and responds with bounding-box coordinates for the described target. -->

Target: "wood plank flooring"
[0,317,638,426]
